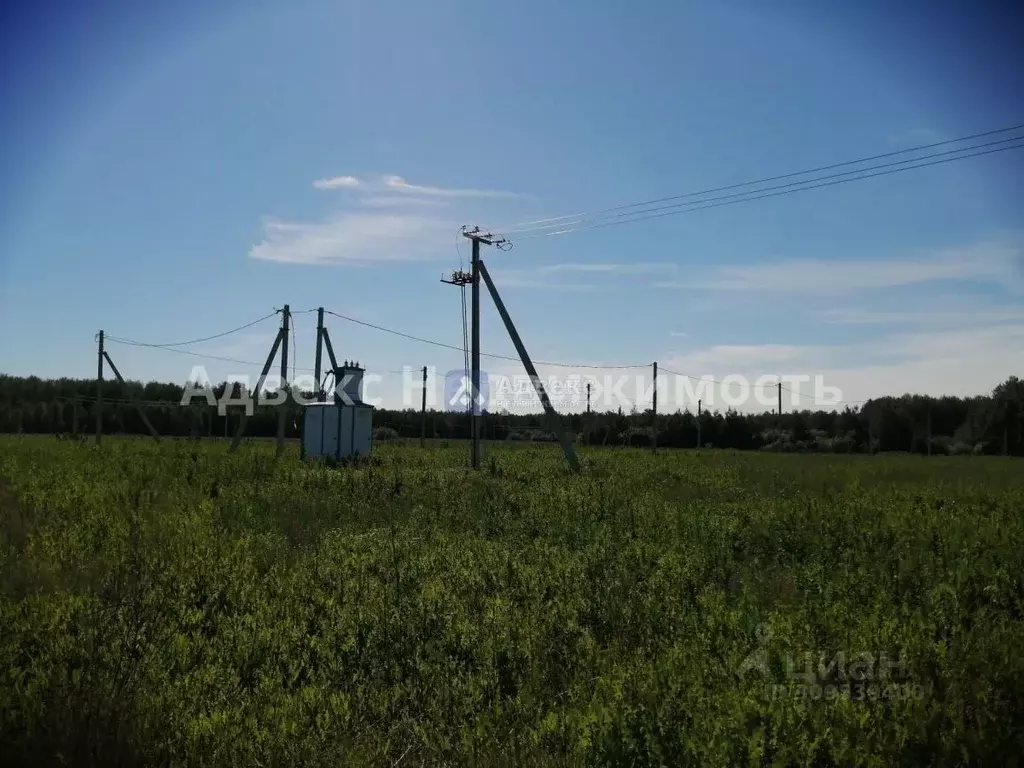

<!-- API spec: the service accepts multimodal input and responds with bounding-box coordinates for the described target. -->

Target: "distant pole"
[1004,423,1009,456]
[96,330,104,445]
[314,307,325,403]
[420,365,427,448]
[277,305,290,453]
[586,382,592,446]
[652,361,658,452]
[697,399,702,449]
[777,381,782,420]
[72,397,78,437]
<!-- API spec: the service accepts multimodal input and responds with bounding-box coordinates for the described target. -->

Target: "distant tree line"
[1,374,1021,456]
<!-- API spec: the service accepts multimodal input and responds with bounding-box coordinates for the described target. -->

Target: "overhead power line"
[320,308,644,369]
[507,139,1024,240]
[488,122,1024,238]
[507,135,1022,236]
[104,312,279,349]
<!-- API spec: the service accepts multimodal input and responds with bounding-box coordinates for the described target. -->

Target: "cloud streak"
[251,172,524,265]
[542,262,678,275]
[312,175,360,190]
[312,173,521,199]
[249,213,453,265]
[654,243,1019,293]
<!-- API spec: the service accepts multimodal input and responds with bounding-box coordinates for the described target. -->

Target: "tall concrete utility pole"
[314,307,325,403]
[96,330,104,445]
[277,305,290,453]
[420,366,428,448]
[652,361,658,452]
[470,235,482,469]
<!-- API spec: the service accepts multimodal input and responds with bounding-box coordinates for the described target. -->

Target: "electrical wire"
[104,335,317,372]
[321,308,645,368]
[103,312,279,349]
[492,121,1024,235]
[512,140,1024,240]
[507,139,1024,240]
[507,135,1023,237]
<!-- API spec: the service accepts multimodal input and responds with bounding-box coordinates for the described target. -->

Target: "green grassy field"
[1,436,1023,766]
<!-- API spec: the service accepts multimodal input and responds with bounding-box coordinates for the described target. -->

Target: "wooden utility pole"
[277,305,290,454]
[315,307,325,402]
[96,330,104,445]
[777,381,782,421]
[652,361,658,452]
[72,397,78,437]
[420,366,427,448]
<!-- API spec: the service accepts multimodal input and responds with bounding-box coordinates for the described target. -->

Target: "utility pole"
[315,307,325,402]
[652,361,658,452]
[96,330,104,445]
[420,365,427,448]
[777,381,782,421]
[277,305,290,454]
[72,397,78,437]
[586,382,592,446]
[470,235,482,469]
[697,399,702,449]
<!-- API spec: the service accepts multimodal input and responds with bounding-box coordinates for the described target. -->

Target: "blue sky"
[1,0,1022,412]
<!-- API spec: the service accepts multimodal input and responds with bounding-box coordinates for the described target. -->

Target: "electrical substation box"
[301,362,375,460]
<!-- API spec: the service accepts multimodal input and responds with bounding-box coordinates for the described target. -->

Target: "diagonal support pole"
[478,259,580,473]
[102,351,161,441]
[321,327,341,402]
[229,328,284,453]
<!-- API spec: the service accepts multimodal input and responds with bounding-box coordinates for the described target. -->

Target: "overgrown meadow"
[2,436,1023,765]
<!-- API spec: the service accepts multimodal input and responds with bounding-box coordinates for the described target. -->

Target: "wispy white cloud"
[542,262,678,275]
[382,174,522,199]
[654,242,1019,293]
[249,213,452,265]
[486,268,604,292]
[311,173,521,199]
[669,331,690,338]
[662,324,1024,410]
[358,195,443,208]
[820,305,1024,326]
[253,172,523,265]
[313,175,361,190]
